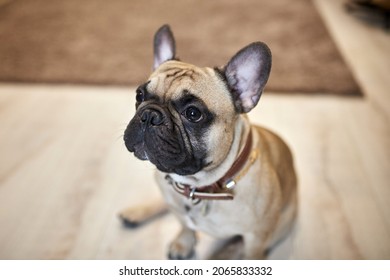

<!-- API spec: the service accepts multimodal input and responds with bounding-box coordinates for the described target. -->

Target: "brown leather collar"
[166,129,256,203]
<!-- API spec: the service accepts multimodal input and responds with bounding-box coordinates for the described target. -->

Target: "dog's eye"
[184,106,203,123]
[136,89,144,103]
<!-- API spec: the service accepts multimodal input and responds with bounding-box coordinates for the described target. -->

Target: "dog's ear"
[153,24,176,70]
[224,42,272,113]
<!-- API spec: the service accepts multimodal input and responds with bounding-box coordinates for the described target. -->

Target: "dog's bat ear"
[224,42,272,113]
[153,24,176,70]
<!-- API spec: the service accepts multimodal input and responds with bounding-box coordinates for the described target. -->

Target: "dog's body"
[122,25,297,259]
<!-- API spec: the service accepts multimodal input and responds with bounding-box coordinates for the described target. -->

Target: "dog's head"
[124,25,271,175]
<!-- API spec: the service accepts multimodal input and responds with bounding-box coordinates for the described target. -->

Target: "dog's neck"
[168,115,251,187]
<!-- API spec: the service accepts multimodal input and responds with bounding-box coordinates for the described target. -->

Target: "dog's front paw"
[168,228,197,260]
[118,201,168,228]
[168,241,196,260]
[118,207,143,228]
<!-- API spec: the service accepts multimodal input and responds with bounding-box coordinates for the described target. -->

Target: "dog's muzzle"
[124,103,203,175]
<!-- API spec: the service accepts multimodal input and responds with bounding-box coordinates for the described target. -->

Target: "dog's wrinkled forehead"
[145,60,235,113]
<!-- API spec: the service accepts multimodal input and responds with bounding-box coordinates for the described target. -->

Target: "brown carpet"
[0,0,362,95]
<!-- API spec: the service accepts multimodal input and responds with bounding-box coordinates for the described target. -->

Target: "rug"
[0,0,362,95]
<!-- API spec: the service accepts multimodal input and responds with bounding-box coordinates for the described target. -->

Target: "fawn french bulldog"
[122,25,297,259]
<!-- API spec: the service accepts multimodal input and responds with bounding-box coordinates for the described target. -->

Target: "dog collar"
[166,129,259,204]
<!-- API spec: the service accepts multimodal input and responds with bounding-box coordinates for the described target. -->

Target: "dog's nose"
[140,108,164,126]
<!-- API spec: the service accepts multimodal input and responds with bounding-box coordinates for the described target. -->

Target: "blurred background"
[0,0,389,259]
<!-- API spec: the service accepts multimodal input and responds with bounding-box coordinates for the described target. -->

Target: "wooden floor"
[0,0,389,259]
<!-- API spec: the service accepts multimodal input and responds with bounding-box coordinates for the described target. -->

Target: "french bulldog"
[122,24,297,259]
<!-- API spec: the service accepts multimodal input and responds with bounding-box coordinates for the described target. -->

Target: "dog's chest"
[168,198,211,228]
[156,173,254,237]
[182,200,222,233]
[172,197,243,238]
[183,200,211,223]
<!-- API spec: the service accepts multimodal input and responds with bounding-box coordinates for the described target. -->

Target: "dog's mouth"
[125,134,203,175]
[130,142,149,161]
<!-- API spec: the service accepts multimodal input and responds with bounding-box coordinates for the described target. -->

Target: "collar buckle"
[224,179,236,190]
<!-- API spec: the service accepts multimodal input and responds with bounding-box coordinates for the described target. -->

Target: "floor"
[0,0,389,259]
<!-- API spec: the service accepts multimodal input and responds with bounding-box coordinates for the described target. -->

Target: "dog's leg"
[242,232,269,260]
[119,199,168,228]
[168,226,197,260]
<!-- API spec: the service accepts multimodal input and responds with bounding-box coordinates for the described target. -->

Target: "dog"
[121,24,297,259]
